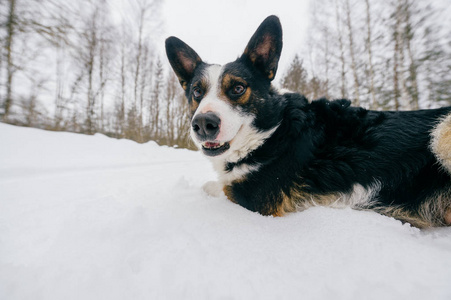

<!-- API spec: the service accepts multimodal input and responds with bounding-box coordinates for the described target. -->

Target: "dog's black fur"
[227,95,451,218]
[166,15,451,227]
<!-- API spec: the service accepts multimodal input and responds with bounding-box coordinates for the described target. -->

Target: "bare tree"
[21,77,47,127]
[84,6,99,134]
[165,72,177,145]
[323,26,330,98]
[335,0,348,99]
[149,57,163,140]
[117,22,130,137]
[54,40,66,130]
[345,0,360,106]
[131,0,153,141]
[365,0,377,109]
[402,0,420,110]
[2,0,17,120]
[66,0,113,134]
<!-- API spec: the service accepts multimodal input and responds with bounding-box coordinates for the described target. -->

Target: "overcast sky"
[160,0,311,80]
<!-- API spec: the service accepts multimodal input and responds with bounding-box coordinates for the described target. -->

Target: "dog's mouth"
[201,141,230,157]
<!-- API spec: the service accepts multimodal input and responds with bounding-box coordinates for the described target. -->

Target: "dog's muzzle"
[192,112,221,141]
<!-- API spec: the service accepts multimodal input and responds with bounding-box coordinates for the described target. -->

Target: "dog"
[165,15,451,228]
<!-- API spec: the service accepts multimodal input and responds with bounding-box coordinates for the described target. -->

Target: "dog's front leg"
[202,181,224,197]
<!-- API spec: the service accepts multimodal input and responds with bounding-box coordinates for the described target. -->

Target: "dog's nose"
[192,112,220,140]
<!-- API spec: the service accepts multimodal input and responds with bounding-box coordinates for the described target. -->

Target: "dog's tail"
[431,113,451,173]
[430,113,451,225]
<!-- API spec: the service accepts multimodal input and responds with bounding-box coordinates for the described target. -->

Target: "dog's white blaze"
[190,65,246,145]
[195,64,222,115]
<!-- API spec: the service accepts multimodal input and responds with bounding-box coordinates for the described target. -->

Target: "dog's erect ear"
[165,37,202,90]
[241,15,283,81]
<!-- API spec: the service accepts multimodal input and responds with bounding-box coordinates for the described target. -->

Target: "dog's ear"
[241,15,283,81]
[165,37,202,90]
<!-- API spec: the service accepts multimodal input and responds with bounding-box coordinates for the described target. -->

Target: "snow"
[1,123,451,300]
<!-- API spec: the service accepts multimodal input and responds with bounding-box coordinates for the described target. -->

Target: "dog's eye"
[192,87,203,100]
[231,84,246,96]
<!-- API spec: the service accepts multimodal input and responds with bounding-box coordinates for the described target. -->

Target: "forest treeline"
[1,0,450,149]
[0,0,193,148]
[282,0,451,110]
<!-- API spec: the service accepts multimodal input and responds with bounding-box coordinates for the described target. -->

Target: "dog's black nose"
[192,112,220,140]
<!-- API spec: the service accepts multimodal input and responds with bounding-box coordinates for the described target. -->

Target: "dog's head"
[165,16,283,163]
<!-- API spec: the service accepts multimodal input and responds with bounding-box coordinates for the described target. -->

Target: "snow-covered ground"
[1,123,451,300]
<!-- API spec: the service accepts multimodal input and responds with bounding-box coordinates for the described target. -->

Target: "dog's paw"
[202,181,223,198]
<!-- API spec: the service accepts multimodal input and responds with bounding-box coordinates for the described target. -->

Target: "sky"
[160,0,311,80]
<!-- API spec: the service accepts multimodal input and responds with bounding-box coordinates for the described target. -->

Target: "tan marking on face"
[180,80,188,90]
[189,99,199,116]
[189,78,210,115]
[267,70,275,80]
[236,86,252,105]
[221,74,251,105]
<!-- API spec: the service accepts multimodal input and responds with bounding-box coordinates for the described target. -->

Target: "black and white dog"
[165,15,451,228]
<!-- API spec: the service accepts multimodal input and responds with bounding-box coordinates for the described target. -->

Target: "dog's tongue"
[205,141,220,148]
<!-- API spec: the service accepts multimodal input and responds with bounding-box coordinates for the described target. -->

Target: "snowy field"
[1,123,451,300]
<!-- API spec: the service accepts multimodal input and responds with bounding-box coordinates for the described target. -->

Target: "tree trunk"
[365,0,377,110]
[133,4,147,141]
[335,0,347,99]
[54,41,65,130]
[393,0,402,111]
[86,11,98,135]
[323,26,330,99]
[99,35,105,132]
[120,27,127,137]
[403,0,419,110]
[345,0,360,106]
[4,0,17,120]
